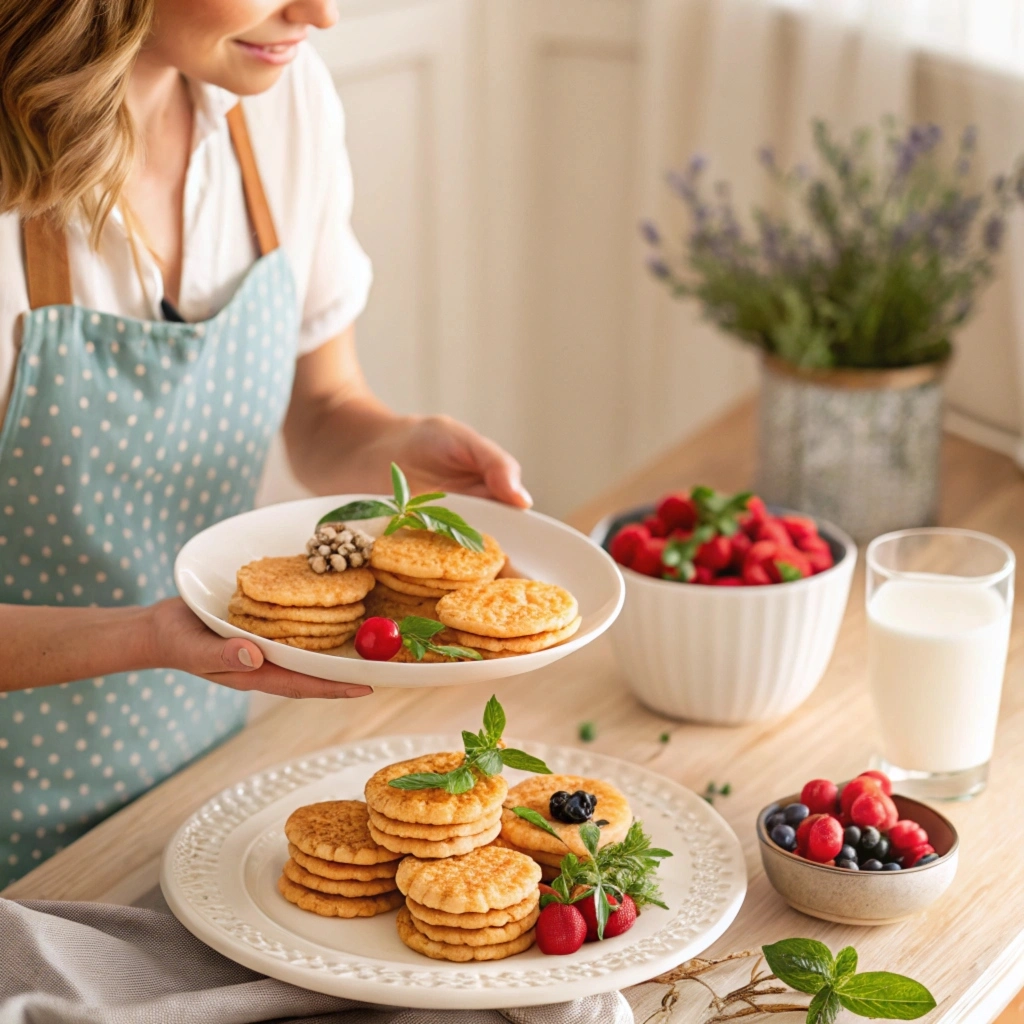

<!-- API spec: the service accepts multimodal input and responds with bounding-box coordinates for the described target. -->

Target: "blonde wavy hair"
[0,0,153,244]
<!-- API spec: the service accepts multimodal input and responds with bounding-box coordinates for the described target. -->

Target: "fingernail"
[516,483,533,505]
[344,685,374,698]
[237,648,254,668]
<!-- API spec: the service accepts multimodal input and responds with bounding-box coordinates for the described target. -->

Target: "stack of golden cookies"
[394,846,541,961]
[278,800,405,917]
[363,752,506,856]
[229,555,375,650]
[433,578,582,660]
[364,529,506,624]
[495,774,633,882]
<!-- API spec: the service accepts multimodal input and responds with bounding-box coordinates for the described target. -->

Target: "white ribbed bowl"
[591,507,856,725]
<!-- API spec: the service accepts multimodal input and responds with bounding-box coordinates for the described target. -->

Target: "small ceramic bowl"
[591,504,856,724]
[757,792,959,925]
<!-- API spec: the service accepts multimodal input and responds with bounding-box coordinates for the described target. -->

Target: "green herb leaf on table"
[762,938,834,994]
[316,463,484,551]
[578,721,596,743]
[835,972,937,1020]
[834,946,858,982]
[387,696,549,792]
[806,986,843,1024]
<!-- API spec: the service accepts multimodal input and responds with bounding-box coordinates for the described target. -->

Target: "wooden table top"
[6,400,1024,1023]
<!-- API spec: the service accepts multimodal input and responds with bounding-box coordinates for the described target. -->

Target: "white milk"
[867,579,1011,773]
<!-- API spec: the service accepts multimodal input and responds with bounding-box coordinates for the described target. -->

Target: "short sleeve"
[296,62,373,355]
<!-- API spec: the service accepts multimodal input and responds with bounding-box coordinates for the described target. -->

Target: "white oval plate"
[174,494,624,686]
[160,735,747,1010]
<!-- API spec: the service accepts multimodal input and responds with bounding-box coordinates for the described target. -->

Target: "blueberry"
[882,862,902,871]
[550,790,597,824]
[859,827,881,853]
[861,858,883,871]
[914,853,940,867]
[549,791,570,818]
[872,837,890,861]
[843,825,862,848]
[839,844,859,864]
[766,812,787,831]
[783,803,810,826]
[770,824,797,851]
[836,858,859,870]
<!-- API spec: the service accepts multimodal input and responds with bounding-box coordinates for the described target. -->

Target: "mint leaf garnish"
[511,806,561,840]
[834,946,858,982]
[775,559,804,582]
[835,972,937,1019]
[762,938,834,994]
[395,616,483,662]
[500,748,551,773]
[317,463,484,551]
[806,986,842,1024]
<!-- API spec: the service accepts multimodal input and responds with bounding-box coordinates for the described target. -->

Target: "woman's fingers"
[462,430,532,508]
[226,663,375,700]
[221,636,264,671]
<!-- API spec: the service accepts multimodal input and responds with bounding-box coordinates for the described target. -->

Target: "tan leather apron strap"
[22,215,73,310]
[226,103,279,256]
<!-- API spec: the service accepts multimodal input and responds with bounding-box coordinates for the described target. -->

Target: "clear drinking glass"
[866,528,1015,800]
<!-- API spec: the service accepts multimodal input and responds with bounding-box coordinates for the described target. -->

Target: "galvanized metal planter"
[756,355,948,543]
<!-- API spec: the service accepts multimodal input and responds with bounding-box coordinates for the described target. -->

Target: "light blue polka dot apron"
[0,105,298,886]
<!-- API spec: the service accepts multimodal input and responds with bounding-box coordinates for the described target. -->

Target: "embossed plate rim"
[160,735,747,1009]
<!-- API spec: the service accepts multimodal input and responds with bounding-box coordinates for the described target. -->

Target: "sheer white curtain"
[635,0,1024,468]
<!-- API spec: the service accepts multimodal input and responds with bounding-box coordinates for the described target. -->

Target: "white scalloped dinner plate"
[174,494,624,686]
[160,735,747,1010]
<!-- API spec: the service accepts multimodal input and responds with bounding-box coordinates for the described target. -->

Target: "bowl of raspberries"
[593,487,855,724]
[757,769,959,925]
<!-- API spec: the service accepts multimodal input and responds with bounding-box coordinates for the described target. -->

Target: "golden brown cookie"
[275,634,354,651]
[367,805,501,839]
[364,752,508,825]
[229,591,365,623]
[391,572,470,590]
[501,775,632,858]
[364,583,431,609]
[408,903,540,946]
[387,645,460,664]
[436,579,578,639]
[237,556,375,607]
[445,616,582,653]
[368,819,501,858]
[278,873,404,918]
[282,858,399,896]
[396,906,535,961]
[285,800,403,864]
[406,891,539,929]
[540,863,561,883]
[227,612,361,639]
[395,845,541,914]
[371,570,450,599]
[370,530,505,582]
[490,834,565,868]
[287,843,400,881]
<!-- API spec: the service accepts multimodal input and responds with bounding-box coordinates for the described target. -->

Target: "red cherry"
[609,523,649,567]
[354,617,402,661]
[800,779,839,815]
[857,770,893,796]
[839,776,881,816]
[805,815,844,863]
[904,843,936,868]
[796,813,827,856]
[536,902,587,955]
[850,792,887,829]
[889,820,929,852]
[878,793,899,831]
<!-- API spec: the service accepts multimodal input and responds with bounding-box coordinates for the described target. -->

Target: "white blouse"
[0,44,372,424]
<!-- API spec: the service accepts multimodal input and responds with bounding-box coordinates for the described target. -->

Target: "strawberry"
[692,565,715,584]
[609,523,648,567]
[779,515,819,547]
[710,575,743,586]
[630,536,666,576]
[767,547,811,582]
[643,514,669,538]
[805,548,834,574]
[729,530,752,570]
[739,495,769,536]
[756,519,792,547]
[694,534,732,571]
[577,890,638,941]
[535,902,587,955]
[742,560,772,585]
[656,493,697,532]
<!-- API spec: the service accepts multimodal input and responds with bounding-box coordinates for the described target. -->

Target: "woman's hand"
[149,599,374,699]
[389,415,532,508]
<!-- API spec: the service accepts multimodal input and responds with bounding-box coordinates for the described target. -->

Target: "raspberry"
[609,523,649,567]
[795,813,827,856]
[800,779,838,816]
[630,537,666,576]
[850,792,887,829]
[904,843,936,868]
[840,776,881,816]
[857,770,893,796]
[805,815,844,863]
[889,820,929,852]
[656,493,697,532]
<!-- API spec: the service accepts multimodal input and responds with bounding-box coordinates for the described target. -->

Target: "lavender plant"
[644,119,1023,369]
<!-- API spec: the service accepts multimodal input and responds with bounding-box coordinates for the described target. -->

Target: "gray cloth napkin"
[0,896,635,1024]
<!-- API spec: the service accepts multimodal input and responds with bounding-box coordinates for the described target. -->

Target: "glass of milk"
[866,528,1014,800]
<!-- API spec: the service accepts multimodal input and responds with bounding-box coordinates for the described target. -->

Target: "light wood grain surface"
[5,400,1024,1023]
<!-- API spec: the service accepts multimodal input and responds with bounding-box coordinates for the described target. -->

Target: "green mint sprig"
[514,813,672,937]
[396,616,482,662]
[762,939,936,1023]
[317,463,484,552]
[388,696,551,795]
[660,486,751,581]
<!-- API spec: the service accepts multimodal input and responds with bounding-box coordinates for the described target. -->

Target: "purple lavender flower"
[758,145,776,170]
[983,215,1005,253]
[639,220,661,246]
[688,153,708,176]
[961,124,977,151]
[647,256,671,280]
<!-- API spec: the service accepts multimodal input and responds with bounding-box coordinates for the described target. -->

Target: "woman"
[0,0,530,886]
